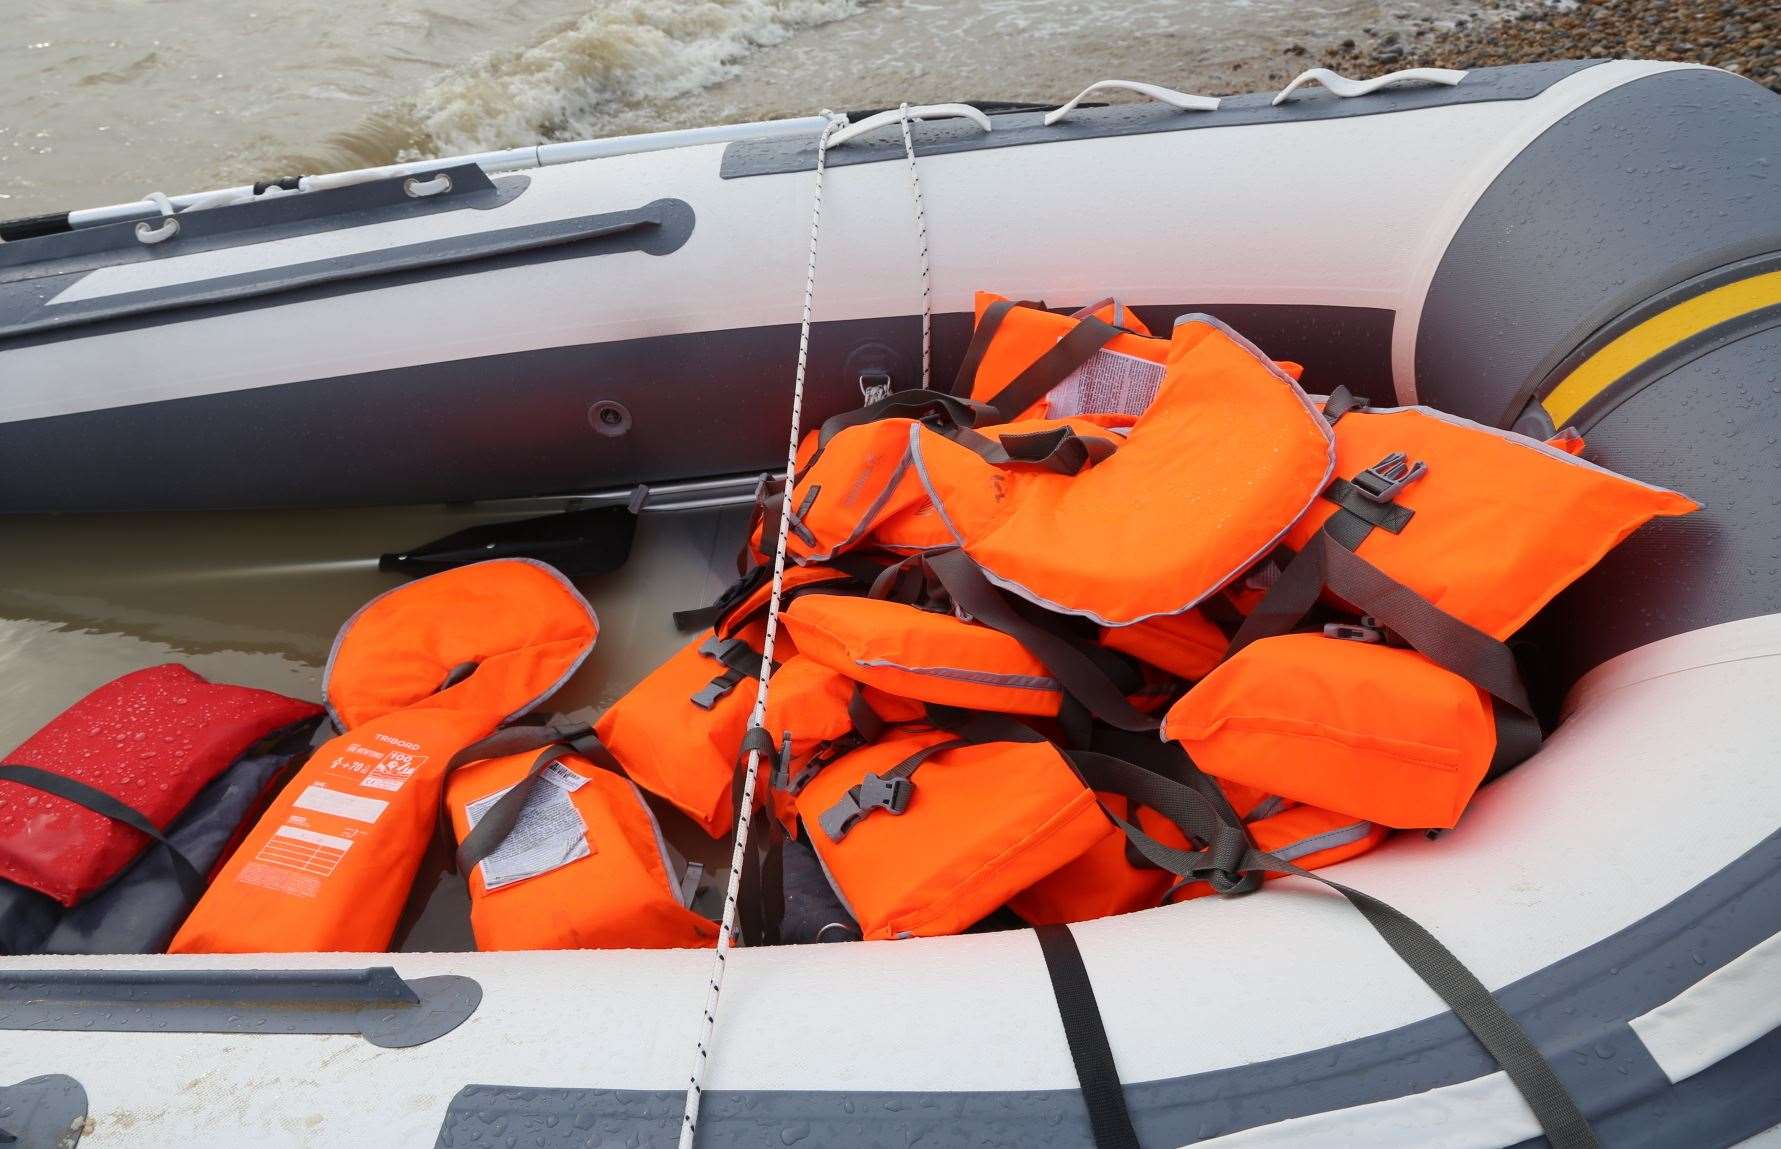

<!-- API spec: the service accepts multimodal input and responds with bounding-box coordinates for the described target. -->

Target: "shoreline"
[1260,0,1777,95]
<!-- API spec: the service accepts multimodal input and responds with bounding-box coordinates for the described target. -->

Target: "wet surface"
[0,503,752,949]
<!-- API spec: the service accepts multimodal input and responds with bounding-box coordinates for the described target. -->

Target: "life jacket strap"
[1321,384,1369,424]
[1229,530,1535,718]
[926,547,1159,733]
[981,314,1124,423]
[1066,750,1597,1149]
[938,422,1119,475]
[691,635,768,709]
[817,740,955,842]
[0,764,207,906]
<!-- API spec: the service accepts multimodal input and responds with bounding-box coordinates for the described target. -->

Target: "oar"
[379,506,636,579]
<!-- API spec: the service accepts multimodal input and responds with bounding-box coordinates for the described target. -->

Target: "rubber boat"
[1,59,1779,1148]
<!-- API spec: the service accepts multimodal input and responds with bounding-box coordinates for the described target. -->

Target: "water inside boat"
[0,500,753,949]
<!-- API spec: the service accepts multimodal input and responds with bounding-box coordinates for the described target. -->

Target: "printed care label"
[463,760,593,892]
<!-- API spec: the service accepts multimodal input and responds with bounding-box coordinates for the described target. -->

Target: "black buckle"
[1351,451,1426,503]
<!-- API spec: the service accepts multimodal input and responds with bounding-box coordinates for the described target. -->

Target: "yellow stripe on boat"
[1543,269,1781,425]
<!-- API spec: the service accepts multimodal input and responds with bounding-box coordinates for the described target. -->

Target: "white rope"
[676,109,846,1149]
[896,103,933,391]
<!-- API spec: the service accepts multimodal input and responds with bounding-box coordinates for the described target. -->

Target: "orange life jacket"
[904,315,1334,625]
[1162,632,1501,830]
[797,726,1109,939]
[1169,398,1699,835]
[957,293,1304,421]
[1283,403,1696,640]
[170,559,598,954]
[444,745,716,950]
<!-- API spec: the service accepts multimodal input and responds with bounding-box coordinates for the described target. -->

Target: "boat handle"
[133,191,181,246]
[1272,66,1466,106]
[1044,80,1221,126]
[827,103,992,148]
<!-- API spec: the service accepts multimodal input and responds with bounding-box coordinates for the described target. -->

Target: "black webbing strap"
[1034,923,1143,1149]
[674,564,771,632]
[939,423,1119,475]
[948,298,1041,397]
[0,763,207,905]
[982,315,1123,423]
[1069,751,1597,1149]
[1090,728,1256,885]
[926,548,1158,733]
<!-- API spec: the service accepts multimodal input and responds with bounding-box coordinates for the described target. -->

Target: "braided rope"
[897,103,933,391]
[676,110,845,1149]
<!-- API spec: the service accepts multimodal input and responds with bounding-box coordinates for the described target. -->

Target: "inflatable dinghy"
[2,59,1780,1148]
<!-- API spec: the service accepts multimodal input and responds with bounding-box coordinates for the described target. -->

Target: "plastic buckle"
[857,771,914,816]
[817,771,913,842]
[1322,615,1385,644]
[698,634,743,662]
[1351,451,1427,503]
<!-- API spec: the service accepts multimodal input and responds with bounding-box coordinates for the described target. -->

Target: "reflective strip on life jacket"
[782,594,1065,716]
[798,727,1109,940]
[1283,404,1697,640]
[446,746,717,950]
[909,315,1335,626]
[171,559,599,954]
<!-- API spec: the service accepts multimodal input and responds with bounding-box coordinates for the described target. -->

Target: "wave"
[299,0,864,172]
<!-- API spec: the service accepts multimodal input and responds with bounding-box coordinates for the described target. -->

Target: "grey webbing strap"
[1322,385,1367,424]
[926,548,1158,732]
[692,635,767,709]
[1226,532,1535,717]
[440,717,624,874]
[1319,536,1533,715]
[940,423,1119,475]
[948,298,1041,397]
[1321,477,1415,543]
[0,764,207,905]
[817,737,962,842]
[815,389,995,448]
[1487,698,1543,782]
[983,315,1123,423]
[1069,753,1597,1149]
[454,742,578,874]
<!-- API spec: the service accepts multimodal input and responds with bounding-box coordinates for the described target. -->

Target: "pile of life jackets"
[161,293,1696,954]
[560,293,1697,946]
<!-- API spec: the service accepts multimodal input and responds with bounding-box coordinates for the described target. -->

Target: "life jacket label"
[1045,348,1164,419]
[464,762,594,892]
[319,739,429,793]
[236,823,358,898]
[292,783,390,825]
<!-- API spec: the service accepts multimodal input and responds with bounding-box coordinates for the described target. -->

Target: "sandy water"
[2,0,1475,218]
